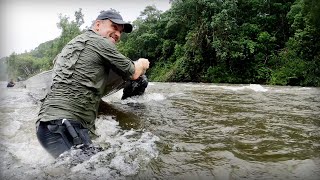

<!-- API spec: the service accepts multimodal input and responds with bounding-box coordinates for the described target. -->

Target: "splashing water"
[1,81,320,179]
[0,82,159,180]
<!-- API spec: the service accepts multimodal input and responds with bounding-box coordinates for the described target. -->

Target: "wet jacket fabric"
[37,30,135,131]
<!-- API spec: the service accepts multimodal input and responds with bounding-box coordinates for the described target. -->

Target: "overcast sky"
[0,0,171,58]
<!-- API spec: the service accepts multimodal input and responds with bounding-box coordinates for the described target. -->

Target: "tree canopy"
[5,8,84,80]
[5,1,320,86]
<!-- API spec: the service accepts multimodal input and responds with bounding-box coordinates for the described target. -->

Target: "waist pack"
[47,119,92,147]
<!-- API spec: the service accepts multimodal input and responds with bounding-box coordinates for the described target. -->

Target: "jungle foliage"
[5,1,320,86]
[5,8,85,80]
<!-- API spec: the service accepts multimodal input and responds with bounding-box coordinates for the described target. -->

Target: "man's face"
[95,19,124,44]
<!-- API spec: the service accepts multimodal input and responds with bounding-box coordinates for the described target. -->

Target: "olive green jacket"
[37,30,135,130]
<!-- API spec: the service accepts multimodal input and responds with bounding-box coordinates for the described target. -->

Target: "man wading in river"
[36,10,149,158]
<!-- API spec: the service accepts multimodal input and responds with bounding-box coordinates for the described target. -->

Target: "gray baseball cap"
[96,10,133,33]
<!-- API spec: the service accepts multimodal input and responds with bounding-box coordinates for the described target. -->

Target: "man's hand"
[132,58,150,80]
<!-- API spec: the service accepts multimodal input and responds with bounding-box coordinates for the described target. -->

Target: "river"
[0,80,319,180]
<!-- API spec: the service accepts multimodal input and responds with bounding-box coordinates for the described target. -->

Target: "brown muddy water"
[0,81,319,180]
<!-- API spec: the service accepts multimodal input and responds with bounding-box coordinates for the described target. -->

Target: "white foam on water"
[1,84,161,179]
[38,116,160,179]
[93,117,159,177]
[1,87,53,167]
[5,81,318,179]
[247,84,268,92]
[94,116,159,158]
[120,93,166,104]
[300,87,312,90]
[103,91,166,105]
[147,82,156,86]
[0,88,35,108]
[0,120,21,137]
[271,86,317,94]
[221,84,268,92]
[3,140,54,165]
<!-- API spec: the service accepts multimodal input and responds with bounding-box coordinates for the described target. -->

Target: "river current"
[0,81,319,180]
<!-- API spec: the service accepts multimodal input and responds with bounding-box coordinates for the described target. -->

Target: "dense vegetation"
[4,0,320,86]
[3,9,85,81]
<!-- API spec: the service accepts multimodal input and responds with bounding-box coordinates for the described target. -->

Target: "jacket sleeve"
[90,36,135,80]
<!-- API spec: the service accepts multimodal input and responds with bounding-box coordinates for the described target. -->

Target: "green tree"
[5,1,319,87]
[0,57,8,81]
[50,8,84,63]
[5,9,85,80]
[271,0,320,86]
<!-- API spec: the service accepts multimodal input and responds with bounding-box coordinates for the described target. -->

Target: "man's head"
[93,10,132,44]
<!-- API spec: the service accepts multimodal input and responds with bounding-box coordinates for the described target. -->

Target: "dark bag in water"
[122,75,148,100]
